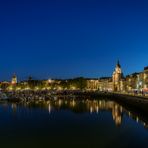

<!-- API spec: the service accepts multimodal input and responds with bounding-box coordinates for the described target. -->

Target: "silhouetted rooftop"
[144,66,148,70]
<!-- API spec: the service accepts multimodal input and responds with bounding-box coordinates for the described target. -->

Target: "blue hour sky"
[0,0,148,81]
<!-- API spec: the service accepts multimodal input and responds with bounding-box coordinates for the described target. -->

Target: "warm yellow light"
[57,86,62,90]
[25,87,30,90]
[48,79,53,83]
[8,86,13,91]
[16,87,21,91]
[48,103,51,114]
[35,87,39,90]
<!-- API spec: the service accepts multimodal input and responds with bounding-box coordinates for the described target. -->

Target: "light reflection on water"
[0,97,148,148]
[9,98,148,128]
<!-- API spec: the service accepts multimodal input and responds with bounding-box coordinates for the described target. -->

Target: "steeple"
[12,73,17,85]
[112,60,124,91]
[116,60,121,68]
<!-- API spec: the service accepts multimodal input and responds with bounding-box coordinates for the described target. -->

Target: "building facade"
[125,67,148,93]
[87,61,124,92]
[87,61,148,93]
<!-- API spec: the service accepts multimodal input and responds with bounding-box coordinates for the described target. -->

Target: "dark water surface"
[0,98,148,148]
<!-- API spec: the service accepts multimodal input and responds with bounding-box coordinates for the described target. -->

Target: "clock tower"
[112,61,123,91]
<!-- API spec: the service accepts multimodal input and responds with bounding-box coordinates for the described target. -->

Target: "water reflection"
[6,98,148,129]
[48,103,51,114]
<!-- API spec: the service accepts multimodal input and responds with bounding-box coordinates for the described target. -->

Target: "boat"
[0,91,8,100]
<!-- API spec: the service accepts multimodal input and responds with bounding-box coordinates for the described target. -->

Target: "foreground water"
[0,97,148,148]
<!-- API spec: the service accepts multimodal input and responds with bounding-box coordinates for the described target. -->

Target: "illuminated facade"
[112,61,125,91]
[143,67,148,90]
[125,66,148,93]
[87,78,113,91]
[87,61,124,92]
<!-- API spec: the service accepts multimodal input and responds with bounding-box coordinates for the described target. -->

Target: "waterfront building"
[125,67,148,93]
[87,77,113,91]
[98,77,113,91]
[0,81,10,90]
[125,73,138,92]
[143,66,148,91]
[87,61,124,92]
[87,79,99,90]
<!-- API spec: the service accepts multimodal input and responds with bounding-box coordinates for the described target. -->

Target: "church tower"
[11,74,17,85]
[112,60,123,91]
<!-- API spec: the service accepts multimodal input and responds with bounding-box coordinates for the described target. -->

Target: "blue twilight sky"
[0,0,148,81]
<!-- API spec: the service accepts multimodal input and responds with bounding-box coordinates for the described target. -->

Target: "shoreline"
[89,92,148,113]
[1,90,148,113]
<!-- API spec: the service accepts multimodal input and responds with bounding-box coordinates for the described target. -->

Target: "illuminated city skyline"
[0,1,148,147]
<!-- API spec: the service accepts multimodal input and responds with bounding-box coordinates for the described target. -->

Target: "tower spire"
[12,73,17,85]
[117,60,121,68]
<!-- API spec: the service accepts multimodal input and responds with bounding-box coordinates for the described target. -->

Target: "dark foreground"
[0,96,148,148]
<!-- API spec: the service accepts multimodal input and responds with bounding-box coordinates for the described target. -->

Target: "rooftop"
[144,66,148,71]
